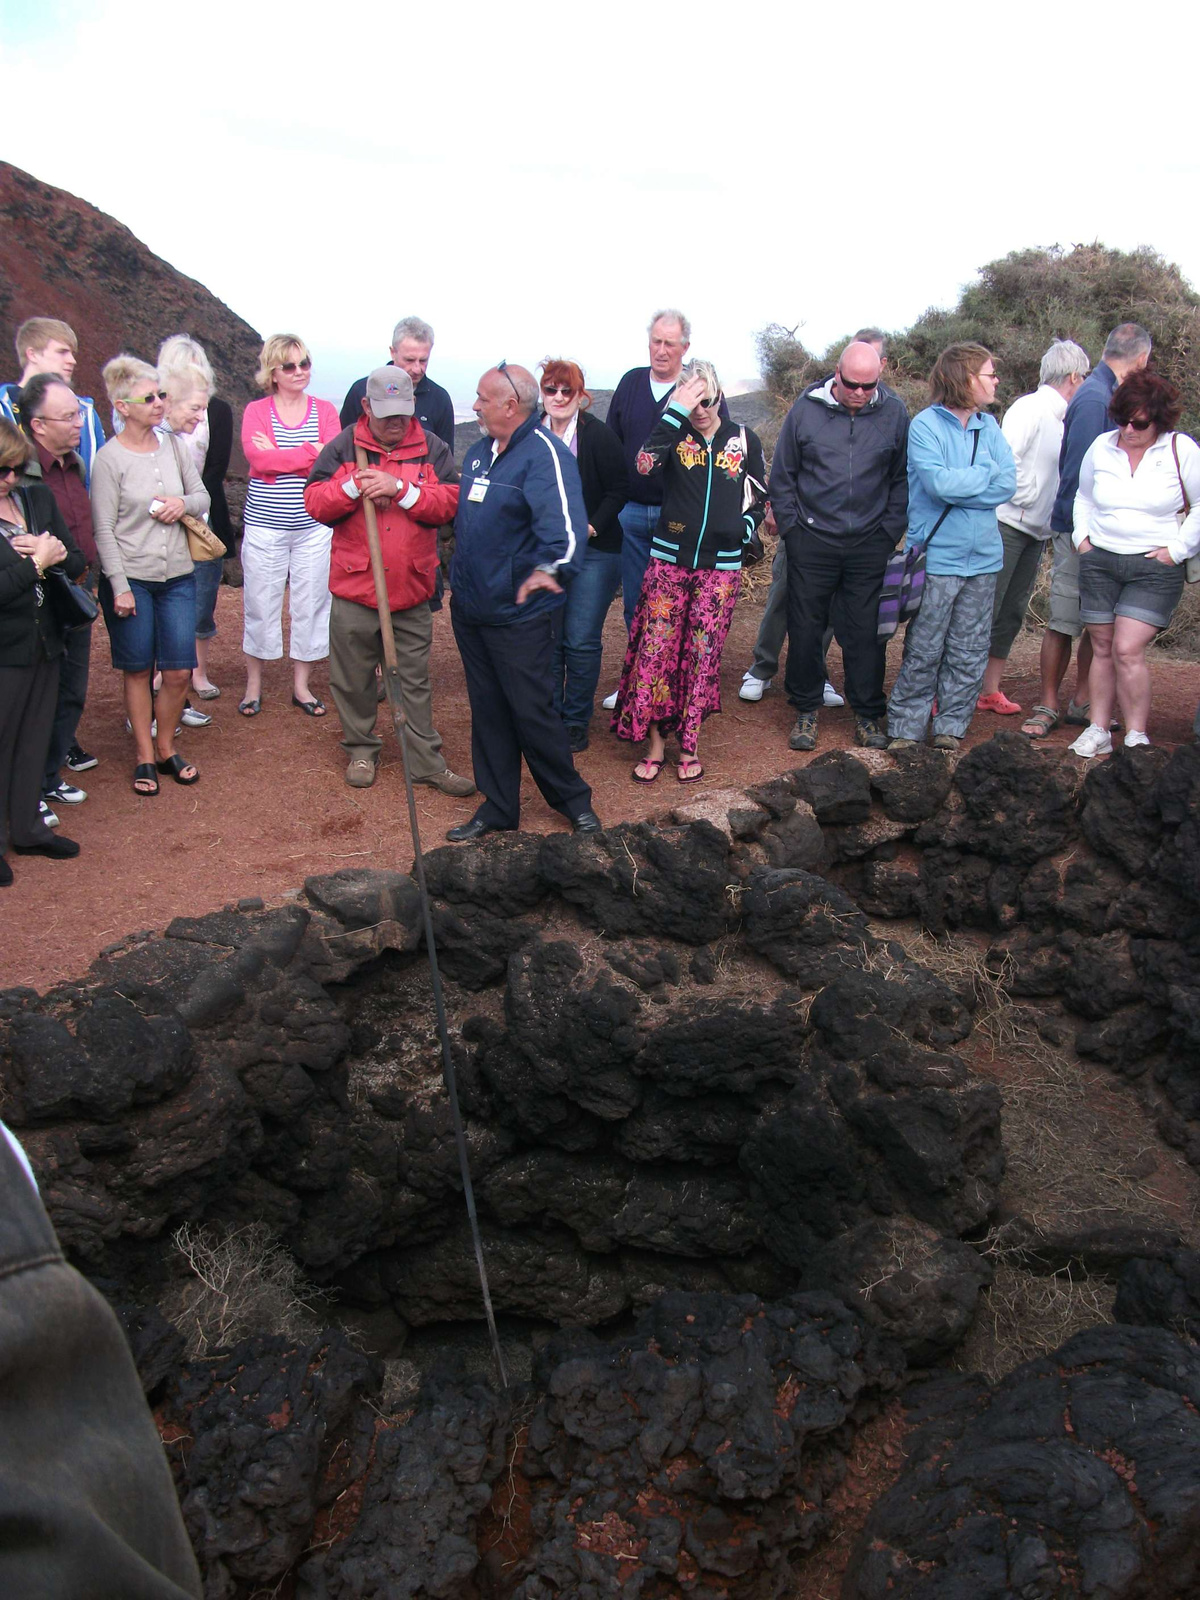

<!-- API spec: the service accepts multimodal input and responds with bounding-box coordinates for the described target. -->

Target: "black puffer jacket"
[768,376,909,548]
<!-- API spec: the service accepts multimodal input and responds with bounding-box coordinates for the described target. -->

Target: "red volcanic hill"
[0,161,261,414]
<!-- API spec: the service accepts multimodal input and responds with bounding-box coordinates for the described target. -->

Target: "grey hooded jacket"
[767,375,909,548]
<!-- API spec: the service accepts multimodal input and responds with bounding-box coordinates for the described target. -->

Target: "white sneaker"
[1069,723,1113,758]
[739,671,769,702]
[1123,730,1151,748]
[601,689,618,710]
[823,681,845,708]
[181,703,212,728]
[45,781,86,805]
[39,800,61,828]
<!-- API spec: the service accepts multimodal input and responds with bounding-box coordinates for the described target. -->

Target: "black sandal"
[133,762,160,797]
[156,753,200,785]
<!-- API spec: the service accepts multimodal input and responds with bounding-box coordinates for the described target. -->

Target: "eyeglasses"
[1123,416,1154,431]
[541,384,576,398]
[837,371,878,393]
[279,359,312,373]
[124,391,167,404]
[497,359,521,403]
[34,411,84,425]
[978,369,998,382]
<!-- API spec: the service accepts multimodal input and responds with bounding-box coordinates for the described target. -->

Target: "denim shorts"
[99,572,199,672]
[1079,544,1185,630]
[193,556,222,640]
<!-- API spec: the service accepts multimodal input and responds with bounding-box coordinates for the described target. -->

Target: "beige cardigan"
[90,433,210,595]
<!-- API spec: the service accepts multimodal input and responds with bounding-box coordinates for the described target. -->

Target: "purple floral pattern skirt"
[612,560,742,753]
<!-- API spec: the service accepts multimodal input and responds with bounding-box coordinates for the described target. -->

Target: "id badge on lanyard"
[467,475,490,503]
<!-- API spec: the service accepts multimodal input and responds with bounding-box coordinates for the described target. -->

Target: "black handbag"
[44,567,99,631]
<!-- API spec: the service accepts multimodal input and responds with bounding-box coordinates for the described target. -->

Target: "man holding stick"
[304,368,475,793]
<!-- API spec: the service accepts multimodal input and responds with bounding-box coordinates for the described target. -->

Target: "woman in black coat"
[538,358,628,751]
[0,420,86,883]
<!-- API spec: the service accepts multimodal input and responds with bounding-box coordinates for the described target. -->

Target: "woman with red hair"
[1069,369,1200,755]
[538,359,627,751]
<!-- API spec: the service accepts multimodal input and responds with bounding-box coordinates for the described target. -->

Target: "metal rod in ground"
[354,446,509,1390]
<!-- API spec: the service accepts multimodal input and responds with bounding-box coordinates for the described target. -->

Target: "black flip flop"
[133,762,160,797]
[292,695,326,717]
[156,753,200,786]
[239,698,261,717]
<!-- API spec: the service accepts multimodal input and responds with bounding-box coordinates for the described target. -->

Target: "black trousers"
[783,530,893,718]
[42,619,92,791]
[451,605,592,830]
[0,652,60,851]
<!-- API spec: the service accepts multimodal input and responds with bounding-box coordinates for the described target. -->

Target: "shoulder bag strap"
[924,425,981,547]
[1172,432,1190,516]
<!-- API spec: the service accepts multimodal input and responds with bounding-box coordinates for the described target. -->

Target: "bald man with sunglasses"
[768,339,910,752]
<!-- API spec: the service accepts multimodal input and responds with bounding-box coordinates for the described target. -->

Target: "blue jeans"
[554,546,623,730]
[193,556,222,640]
[619,501,661,632]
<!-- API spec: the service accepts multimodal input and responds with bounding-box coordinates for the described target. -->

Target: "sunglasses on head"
[125,391,167,404]
[279,359,312,373]
[497,358,521,403]
[837,370,878,393]
[541,384,576,398]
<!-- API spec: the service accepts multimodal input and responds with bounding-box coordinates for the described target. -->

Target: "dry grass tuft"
[163,1222,331,1359]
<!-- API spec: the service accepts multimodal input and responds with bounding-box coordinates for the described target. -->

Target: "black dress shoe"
[570,809,603,834]
[566,724,590,753]
[0,856,12,887]
[14,834,80,858]
[446,817,511,843]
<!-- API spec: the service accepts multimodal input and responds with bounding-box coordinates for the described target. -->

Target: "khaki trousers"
[328,594,446,776]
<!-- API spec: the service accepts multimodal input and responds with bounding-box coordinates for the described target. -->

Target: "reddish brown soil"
[5,589,1198,996]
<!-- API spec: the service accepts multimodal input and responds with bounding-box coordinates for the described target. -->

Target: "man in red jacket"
[304,369,475,793]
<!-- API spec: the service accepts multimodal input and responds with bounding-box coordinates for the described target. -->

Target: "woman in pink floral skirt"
[612,361,766,782]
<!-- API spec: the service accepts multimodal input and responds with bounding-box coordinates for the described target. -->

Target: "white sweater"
[995,384,1067,540]
[1072,429,1200,562]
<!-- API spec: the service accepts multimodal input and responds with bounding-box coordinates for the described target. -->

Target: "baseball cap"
[366,367,415,417]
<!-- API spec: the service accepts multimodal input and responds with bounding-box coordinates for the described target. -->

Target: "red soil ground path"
[5,587,1198,995]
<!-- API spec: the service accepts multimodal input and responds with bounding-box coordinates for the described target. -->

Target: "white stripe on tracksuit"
[534,429,577,570]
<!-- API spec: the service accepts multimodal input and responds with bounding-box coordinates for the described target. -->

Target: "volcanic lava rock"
[1114,1247,1200,1339]
[1079,743,1171,875]
[742,866,871,986]
[507,1290,904,1598]
[845,1324,1200,1600]
[869,744,955,823]
[634,991,810,1098]
[422,832,548,918]
[161,1329,379,1599]
[792,751,874,825]
[298,1370,509,1600]
[538,820,733,943]
[802,1217,991,1365]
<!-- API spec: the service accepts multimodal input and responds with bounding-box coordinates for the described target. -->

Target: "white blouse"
[1073,428,1200,562]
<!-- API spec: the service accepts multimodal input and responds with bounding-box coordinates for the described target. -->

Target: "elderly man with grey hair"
[339,316,455,447]
[1022,322,1152,737]
[976,338,1091,715]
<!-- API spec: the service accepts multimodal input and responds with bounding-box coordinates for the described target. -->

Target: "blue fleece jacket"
[906,406,1016,576]
[450,410,588,626]
[1050,361,1117,533]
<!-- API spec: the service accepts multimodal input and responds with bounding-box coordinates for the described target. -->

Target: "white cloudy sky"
[3,0,1199,413]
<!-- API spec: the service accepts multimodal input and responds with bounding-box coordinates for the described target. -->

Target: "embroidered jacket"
[635,402,766,570]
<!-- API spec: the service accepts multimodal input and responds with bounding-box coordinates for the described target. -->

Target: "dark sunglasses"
[837,371,878,393]
[279,359,312,373]
[497,358,521,402]
[1123,416,1153,431]
[698,395,718,408]
[0,464,20,478]
[541,384,576,398]
[125,391,168,404]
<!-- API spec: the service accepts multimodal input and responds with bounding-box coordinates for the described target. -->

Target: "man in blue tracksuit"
[447,364,602,841]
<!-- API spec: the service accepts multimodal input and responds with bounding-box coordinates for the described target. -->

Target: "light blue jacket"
[0,384,106,488]
[906,406,1016,576]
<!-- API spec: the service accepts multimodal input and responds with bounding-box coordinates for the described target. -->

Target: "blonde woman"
[239,335,340,716]
[92,356,210,794]
[159,336,234,700]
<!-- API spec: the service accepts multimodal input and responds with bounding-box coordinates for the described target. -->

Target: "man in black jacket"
[768,340,909,751]
[338,317,456,448]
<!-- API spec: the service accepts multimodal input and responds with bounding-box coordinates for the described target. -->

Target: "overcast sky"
[4,0,1199,414]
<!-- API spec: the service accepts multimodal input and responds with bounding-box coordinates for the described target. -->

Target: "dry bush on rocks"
[163,1221,331,1358]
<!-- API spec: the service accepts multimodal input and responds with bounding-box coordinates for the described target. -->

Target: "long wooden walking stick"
[354,445,508,1389]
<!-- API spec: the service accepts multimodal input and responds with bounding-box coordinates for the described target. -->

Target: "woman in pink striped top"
[239,334,340,717]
